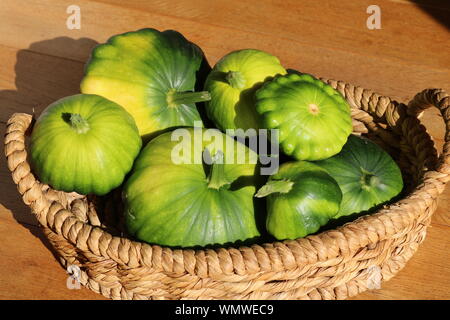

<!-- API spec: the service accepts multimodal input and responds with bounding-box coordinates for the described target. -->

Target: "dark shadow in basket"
[0,36,98,261]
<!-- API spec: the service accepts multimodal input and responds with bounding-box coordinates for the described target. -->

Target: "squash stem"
[207,151,229,190]
[226,71,246,89]
[255,179,294,198]
[167,89,211,107]
[361,173,379,190]
[69,113,90,134]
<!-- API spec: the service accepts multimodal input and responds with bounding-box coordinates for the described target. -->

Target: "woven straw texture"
[4,80,450,300]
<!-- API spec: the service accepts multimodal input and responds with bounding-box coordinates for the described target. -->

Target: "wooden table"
[1,0,449,300]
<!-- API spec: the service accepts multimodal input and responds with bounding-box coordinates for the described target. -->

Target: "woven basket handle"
[407,88,450,179]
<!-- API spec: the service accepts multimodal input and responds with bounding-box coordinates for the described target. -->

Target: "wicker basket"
[4,80,449,300]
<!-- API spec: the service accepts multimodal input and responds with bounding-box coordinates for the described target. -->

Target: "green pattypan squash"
[256,161,342,240]
[255,73,353,160]
[81,28,211,138]
[204,49,286,132]
[123,128,261,247]
[30,94,142,195]
[315,134,404,218]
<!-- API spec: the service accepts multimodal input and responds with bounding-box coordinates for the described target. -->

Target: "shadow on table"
[411,0,450,30]
[0,36,98,261]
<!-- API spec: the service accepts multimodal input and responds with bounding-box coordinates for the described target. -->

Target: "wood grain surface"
[0,0,449,300]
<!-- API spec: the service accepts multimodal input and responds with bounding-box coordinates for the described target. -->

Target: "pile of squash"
[29,28,403,247]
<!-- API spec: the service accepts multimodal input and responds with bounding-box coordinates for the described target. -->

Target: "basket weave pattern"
[4,80,450,300]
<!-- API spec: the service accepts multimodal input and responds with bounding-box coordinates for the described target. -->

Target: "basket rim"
[4,80,450,279]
